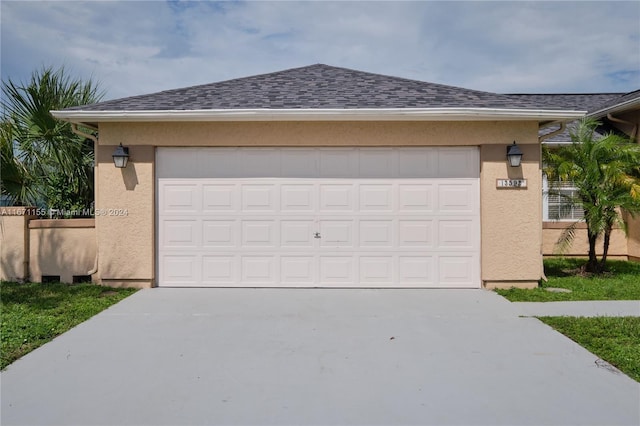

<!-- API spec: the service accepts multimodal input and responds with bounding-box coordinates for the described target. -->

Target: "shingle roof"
[66,64,576,112]
[530,90,640,143]
[506,93,623,112]
[587,89,640,117]
[538,121,613,144]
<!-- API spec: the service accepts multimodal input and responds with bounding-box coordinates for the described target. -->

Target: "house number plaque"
[496,179,527,188]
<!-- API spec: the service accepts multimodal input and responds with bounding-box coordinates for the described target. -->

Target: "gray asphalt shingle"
[512,92,638,143]
[587,89,640,116]
[64,64,578,112]
[506,93,623,113]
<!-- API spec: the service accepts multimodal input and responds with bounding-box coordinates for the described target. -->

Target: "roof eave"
[51,108,586,123]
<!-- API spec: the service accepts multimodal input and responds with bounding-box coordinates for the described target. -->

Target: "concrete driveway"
[2,289,639,426]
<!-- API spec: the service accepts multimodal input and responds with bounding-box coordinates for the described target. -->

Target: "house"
[3,64,587,288]
[511,91,640,260]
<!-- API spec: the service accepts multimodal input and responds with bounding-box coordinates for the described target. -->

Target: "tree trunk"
[586,231,599,273]
[600,225,612,271]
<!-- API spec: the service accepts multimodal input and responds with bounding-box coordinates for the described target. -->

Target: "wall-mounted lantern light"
[506,141,523,167]
[112,144,129,168]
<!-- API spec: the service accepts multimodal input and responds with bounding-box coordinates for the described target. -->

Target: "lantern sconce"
[112,144,129,168]
[506,141,523,167]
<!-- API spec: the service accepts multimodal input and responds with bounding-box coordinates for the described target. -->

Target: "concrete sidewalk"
[2,289,639,426]
[513,300,640,317]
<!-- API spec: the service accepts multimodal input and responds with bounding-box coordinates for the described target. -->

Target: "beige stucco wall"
[96,120,543,288]
[626,214,640,262]
[0,208,36,281]
[99,121,537,147]
[542,223,628,259]
[95,144,155,288]
[480,144,542,289]
[29,219,96,283]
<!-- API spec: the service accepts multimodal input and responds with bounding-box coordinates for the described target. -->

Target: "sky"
[1,1,639,101]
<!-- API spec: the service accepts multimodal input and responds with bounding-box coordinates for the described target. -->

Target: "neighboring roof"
[587,89,640,118]
[538,121,612,144]
[517,90,640,143]
[52,64,585,123]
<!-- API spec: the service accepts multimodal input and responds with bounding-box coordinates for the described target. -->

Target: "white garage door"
[157,147,480,288]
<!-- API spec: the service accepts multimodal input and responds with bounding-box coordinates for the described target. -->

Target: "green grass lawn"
[1,281,137,369]
[496,258,640,302]
[539,316,640,382]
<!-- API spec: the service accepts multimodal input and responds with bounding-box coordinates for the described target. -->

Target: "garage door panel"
[162,184,200,214]
[202,220,235,247]
[240,149,281,177]
[199,148,240,178]
[162,220,199,248]
[360,257,393,283]
[360,184,393,211]
[319,149,357,178]
[158,149,198,178]
[162,255,199,286]
[320,185,355,211]
[439,255,478,287]
[202,184,236,212]
[281,256,315,284]
[438,220,477,249]
[281,148,319,177]
[319,257,355,284]
[438,183,477,213]
[202,256,236,284]
[398,149,438,178]
[398,256,434,284]
[281,185,315,212]
[241,256,276,284]
[398,220,434,248]
[398,184,435,212]
[241,221,277,247]
[281,220,315,247]
[359,220,393,247]
[158,147,480,288]
[241,185,277,212]
[438,148,479,178]
[358,149,394,178]
[319,220,354,246]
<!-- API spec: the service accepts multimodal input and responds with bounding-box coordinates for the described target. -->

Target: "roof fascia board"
[51,108,586,123]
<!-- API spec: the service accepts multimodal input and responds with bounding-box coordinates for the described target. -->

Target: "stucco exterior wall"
[99,121,537,147]
[626,214,640,262]
[0,208,36,281]
[480,144,542,289]
[96,120,542,288]
[542,223,628,259]
[96,144,155,288]
[29,219,96,283]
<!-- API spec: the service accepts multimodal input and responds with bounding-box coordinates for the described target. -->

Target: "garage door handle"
[314,232,321,239]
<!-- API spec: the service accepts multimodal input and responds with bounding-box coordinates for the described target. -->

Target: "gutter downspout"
[70,123,99,276]
[607,113,638,141]
[538,122,566,143]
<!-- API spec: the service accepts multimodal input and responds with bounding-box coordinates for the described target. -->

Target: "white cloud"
[1,0,638,100]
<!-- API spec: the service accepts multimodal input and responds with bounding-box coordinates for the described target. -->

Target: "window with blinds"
[544,178,584,221]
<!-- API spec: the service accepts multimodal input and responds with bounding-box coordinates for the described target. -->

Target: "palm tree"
[1,66,103,210]
[543,118,640,273]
